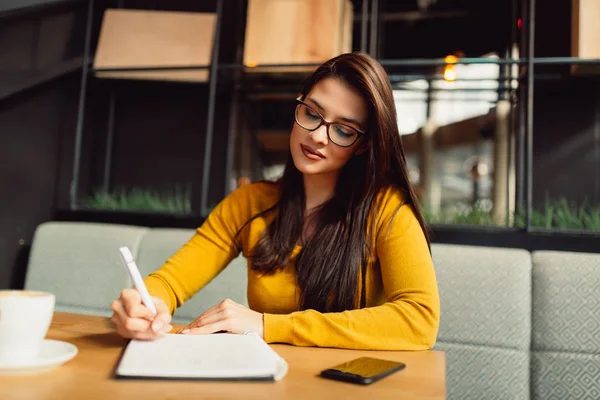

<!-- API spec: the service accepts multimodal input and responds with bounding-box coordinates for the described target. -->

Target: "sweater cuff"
[263,313,295,344]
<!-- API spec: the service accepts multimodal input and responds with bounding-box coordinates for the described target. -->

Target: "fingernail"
[181,328,190,334]
[152,321,163,332]
[166,324,173,332]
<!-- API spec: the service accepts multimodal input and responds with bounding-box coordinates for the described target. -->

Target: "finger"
[120,317,167,339]
[152,322,173,334]
[150,318,172,335]
[176,298,238,333]
[183,319,230,335]
[120,289,145,317]
[116,324,163,341]
[177,317,201,333]
[192,309,229,329]
[114,324,133,339]
[197,301,225,320]
[153,298,172,324]
[110,312,123,330]
[111,300,161,338]
[176,302,223,333]
[112,301,151,332]
[153,297,170,314]
[176,309,226,333]
[206,298,237,317]
[150,297,172,332]
[219,298,238,308]
[123,316,153,333]
[111,299,129,321]
[127,303,156,320]
[123,290,158,322]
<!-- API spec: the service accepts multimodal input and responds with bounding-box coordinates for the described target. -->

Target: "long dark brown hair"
[248,52,429,313]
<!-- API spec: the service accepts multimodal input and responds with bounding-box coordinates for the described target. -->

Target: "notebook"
[115,332,288,381]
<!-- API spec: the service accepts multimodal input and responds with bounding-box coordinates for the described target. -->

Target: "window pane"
[394,55,512,226]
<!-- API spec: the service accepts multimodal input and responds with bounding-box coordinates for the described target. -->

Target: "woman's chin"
[295,163,320,176]
[292,155,322,175]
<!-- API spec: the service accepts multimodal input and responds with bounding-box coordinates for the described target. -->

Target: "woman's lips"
[301,144,325,160]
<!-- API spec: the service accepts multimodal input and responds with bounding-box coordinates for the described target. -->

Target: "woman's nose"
[310,124,329,145]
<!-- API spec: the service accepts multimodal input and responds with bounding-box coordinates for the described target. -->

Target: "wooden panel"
[571,0,600,74]
[93,9,216,82]
[244,0,353,73]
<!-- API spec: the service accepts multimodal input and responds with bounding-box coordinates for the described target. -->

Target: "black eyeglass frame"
[294,99,367,148]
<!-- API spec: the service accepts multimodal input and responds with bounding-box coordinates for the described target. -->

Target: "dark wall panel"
[0,77,77,288]
[0,1,84,288]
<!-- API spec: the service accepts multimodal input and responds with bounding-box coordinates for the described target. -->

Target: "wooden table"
[1,312,446,400]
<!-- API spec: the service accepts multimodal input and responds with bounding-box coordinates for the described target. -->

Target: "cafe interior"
[1,0,600,398]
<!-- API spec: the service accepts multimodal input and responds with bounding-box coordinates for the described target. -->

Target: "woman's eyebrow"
[306,97,325,112]
[306,97,363,129]
[339,115,363,128]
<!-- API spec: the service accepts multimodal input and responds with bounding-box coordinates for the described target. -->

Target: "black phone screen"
[320,357,406,385]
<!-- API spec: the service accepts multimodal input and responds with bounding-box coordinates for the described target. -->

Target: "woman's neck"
[303,172,338,211]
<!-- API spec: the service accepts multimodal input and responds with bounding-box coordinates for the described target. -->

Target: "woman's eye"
[305,109,321,120]
[334,125,355,138]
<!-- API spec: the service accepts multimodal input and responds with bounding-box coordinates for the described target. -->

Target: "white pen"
[118,246,158,315]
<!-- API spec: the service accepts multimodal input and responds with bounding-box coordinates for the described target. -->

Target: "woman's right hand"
[110,288,173,340]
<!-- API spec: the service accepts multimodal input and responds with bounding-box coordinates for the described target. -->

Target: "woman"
[110,52,440,350]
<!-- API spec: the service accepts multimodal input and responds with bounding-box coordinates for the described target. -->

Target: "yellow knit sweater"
[144,182,440,350]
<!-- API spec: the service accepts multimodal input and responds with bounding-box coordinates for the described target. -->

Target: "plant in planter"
[81,186,192,214]
[424,198,600,231]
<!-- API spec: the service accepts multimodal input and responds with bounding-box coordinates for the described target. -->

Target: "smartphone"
[319,356,406,385]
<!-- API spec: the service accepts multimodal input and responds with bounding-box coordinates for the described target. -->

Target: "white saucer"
[0,339,78,376]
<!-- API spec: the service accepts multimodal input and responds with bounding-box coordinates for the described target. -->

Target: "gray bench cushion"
[137,228,248,324]
[435,342,530,400]
[25,222,600,400]
[432,244,532,400]
[532,352,600,400]
[25,223,248,324]
[432,244,532,350]
[25,222,149,316]
[531,250,600,400]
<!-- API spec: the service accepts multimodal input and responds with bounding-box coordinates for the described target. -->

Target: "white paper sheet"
[116,333,288,381]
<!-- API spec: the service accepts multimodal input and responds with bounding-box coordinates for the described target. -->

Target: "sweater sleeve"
[263,191,440,350]
[144,186,254,314]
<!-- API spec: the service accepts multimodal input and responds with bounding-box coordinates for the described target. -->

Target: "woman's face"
[290,77,368,178]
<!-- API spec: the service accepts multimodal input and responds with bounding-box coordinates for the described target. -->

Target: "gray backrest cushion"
[531,250,600,400]
[432,243,532,350]
[532,250,600,353]
[137,228,248,324]
[432,243,532,400]
[25,222,149,316]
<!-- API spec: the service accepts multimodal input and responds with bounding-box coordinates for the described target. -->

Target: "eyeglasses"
[294,99,366,148]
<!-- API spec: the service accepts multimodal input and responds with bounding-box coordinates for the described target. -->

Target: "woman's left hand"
[176,298,264,338]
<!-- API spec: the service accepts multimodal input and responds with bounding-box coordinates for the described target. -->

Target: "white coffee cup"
[0,290,55,365]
